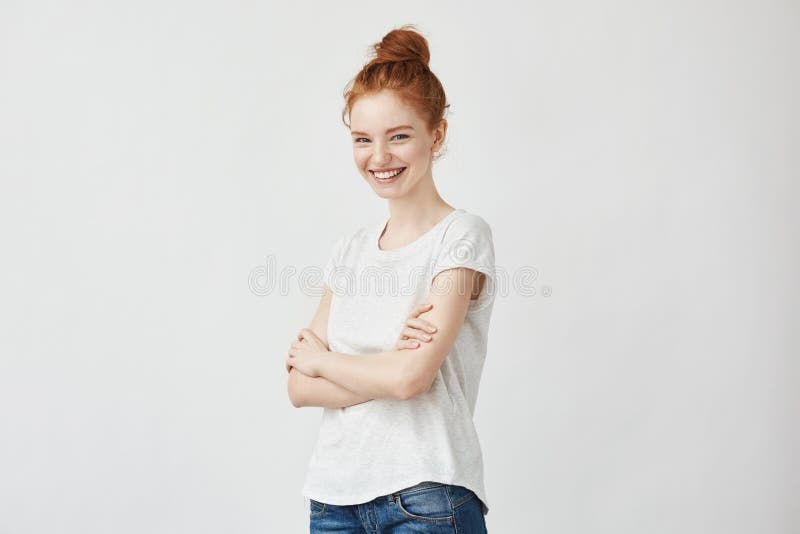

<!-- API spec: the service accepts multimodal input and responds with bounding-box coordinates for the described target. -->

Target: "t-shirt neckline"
[374,208,464,258]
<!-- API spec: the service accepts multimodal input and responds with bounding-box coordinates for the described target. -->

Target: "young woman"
[286,25,496,533]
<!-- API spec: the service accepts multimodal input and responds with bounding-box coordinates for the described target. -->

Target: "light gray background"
[1,1,797,533]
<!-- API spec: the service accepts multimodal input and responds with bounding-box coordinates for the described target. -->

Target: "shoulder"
[443,209,492,234]
[438,210,494,248]
[432,209,495,280]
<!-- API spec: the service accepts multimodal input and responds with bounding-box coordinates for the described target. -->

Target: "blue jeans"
[309,481,488,533]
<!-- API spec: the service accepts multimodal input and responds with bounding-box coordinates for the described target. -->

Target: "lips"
[370,167,405,176]
[370,167,407,181]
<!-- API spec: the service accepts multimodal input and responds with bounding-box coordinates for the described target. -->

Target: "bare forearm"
[317,350,409,400]
[288,368,373,408]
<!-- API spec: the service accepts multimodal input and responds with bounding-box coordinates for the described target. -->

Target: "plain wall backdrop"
[1,1,797,533]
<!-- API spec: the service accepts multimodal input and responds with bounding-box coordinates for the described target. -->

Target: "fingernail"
[428,327,437,333]
[413,341,420,346]
[423,334,432,340]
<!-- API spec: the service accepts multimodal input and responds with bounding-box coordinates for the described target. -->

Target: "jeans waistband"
[394,480,446,494]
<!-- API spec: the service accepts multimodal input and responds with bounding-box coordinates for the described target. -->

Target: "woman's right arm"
[287,285,374,408]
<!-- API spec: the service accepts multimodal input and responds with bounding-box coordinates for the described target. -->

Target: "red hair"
[341,24,450,159]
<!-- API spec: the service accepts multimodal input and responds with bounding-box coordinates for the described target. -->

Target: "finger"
[401,326,433,342]
[408,303,433,318]
[397,339,420,350]
[405,317,438,333]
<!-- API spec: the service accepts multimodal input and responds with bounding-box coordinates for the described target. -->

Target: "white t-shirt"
[301,208,496,516]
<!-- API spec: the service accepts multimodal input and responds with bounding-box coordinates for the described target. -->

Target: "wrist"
[316,350,335,377]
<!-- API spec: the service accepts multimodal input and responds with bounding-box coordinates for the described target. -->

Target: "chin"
[371,187,404,199]
[363,174,406,198]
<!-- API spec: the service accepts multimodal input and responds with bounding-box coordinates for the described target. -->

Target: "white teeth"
[374,168,404,179]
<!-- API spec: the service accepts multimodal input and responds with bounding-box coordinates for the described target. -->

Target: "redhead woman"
[286,24,496,533]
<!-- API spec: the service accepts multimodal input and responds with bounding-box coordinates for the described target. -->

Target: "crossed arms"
[287,267,486,408]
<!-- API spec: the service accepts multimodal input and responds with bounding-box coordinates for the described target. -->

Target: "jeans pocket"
[394,484,454,523]
[309,498,326,518]
[450,485,478,509]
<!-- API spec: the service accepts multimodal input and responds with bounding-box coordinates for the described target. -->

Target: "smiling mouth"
[370,167,407,181]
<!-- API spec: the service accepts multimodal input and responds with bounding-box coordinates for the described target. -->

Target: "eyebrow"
[350,125,415,137]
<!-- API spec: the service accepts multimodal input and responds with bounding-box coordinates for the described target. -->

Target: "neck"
[385,174,453,230]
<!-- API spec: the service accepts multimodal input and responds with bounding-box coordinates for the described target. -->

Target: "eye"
[353,134,408,144]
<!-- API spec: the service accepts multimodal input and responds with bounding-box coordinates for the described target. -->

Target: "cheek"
[353,152,367,169]
[398,144,427,164]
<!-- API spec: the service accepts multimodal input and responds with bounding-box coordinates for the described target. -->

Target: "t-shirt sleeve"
[322,234,346,292]
[430,213,496,311]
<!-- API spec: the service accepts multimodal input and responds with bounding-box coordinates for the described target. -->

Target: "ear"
[432,119,448,152]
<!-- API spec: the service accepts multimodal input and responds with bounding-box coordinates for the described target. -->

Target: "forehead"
[350,91,422,132]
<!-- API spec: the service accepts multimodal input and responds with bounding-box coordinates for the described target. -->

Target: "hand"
[396,303,439,351]
[286,328,329,377]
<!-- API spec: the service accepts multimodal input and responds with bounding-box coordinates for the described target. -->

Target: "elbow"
[288,388,304,408]
[289,393,304,408]
[396,372,433,401]
[287,370,305,407]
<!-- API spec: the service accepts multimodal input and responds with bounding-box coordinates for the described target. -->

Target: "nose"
[372,141,392,166]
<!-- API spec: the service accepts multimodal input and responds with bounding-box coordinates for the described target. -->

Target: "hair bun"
[370,24,431,68]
